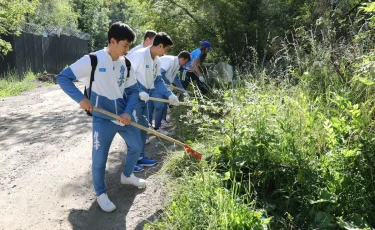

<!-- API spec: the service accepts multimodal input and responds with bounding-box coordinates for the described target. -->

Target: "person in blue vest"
[180,41,213,94]
[127,32,179,172]
[56,22,145,213]
[147,51,191,134]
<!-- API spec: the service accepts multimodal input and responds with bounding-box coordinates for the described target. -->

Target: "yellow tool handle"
[166,84,193,94]
[92,106,185,147]
[148,97,193,107]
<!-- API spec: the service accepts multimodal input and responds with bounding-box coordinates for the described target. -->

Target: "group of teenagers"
[56,22,213,212]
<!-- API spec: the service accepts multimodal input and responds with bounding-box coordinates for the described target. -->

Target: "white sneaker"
[121,173,146,188]
[145,137,151,145]
[97,193,116,212]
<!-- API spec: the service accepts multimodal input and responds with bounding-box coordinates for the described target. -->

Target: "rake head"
[184,145,202,160]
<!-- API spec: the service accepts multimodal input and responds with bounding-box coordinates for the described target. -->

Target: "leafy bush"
[150,4,375,229]
[148,170,270,230]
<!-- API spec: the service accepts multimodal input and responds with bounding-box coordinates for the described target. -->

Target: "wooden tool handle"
[92,106,185,147]
[92,106,202,160]
[149,97,207,108]
[166,84,193,94]
[148,97,170,103]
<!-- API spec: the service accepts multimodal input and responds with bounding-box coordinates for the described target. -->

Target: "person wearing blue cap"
[180,41,213,94]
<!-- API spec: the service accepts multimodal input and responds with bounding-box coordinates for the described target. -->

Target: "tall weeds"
[149,9,375,229]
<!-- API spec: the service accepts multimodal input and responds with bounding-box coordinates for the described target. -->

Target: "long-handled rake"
[92,106,202,160]
[149,97,214,109]
[166,84,194,94]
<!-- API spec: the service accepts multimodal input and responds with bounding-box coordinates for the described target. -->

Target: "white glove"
[199,76,205,82]
[168,94,179,106]
[139,92,149,102]
[183,92,190,99]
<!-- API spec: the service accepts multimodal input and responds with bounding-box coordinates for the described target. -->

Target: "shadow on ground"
[66,135,173,230]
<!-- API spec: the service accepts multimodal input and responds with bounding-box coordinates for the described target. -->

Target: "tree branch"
[166,0,216,38]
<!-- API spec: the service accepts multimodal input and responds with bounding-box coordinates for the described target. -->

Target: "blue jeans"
[148,91,168,129]
[92,116,142,197]
[162,104,167,121]
[134,100,150,158]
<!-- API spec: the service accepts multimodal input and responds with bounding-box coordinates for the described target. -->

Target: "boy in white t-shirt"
[56,22,145,213]
[148,51,191,133]
[127,32,179,172]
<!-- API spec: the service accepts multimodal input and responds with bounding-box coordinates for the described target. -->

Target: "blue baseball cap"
[201,41,213,51]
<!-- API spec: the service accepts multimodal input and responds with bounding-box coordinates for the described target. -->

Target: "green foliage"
[28,0,79,28]
[161,75,375,228]
[156,20,375,225]
[0,72,37,97]
[147,170,270,229]
[2,0,365,60]
[0,0,39,54]
[360,2,375,13]
[125,0,264,65]
[3,1,375,228]
[122,0,362,66]
[75,0,110,51]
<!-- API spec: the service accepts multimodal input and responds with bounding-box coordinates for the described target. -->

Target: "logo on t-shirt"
[118,65,125,87]
[99,68,106,72]
[146,65,149,68]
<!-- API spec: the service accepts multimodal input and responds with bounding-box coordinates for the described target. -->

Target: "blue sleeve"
[123,82,139,115]
[161,68,167,75]
[136,80,146,94]
[154,75,172,97]
[56,67,85,103]
[173,74,185,93]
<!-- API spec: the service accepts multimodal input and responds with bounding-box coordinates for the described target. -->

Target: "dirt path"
[0,82,172,230]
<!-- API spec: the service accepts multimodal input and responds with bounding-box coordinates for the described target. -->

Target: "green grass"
[147,167,270,230]
[0,71,38,97]
[148,77,375,229]
[145,20,375,229]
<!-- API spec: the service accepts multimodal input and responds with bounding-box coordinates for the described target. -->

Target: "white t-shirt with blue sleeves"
[127,46,161,90]
[127,46,173,97]
[56,48,138,119]
[160,55,185,91]
[160,55,179,83]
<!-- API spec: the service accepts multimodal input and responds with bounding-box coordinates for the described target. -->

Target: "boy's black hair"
[178,51,191,62]
[107,22,136,43]
[152,32,173,47]
[143,30,157,41]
